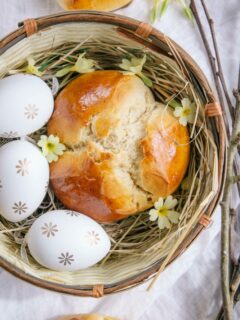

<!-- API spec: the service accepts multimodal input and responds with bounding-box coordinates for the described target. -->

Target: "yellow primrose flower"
[120,55,146,74]
[56,52,95,78]
[173,97,196,126]
[149,196,180,230]
[119,54,152,87]
[37,135,66,163]
[25,57,43,77]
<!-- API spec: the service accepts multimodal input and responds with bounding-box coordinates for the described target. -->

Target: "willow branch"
[189,2,240,194]
[199,0,234,118]
[190,0,240,196]
[229,176,240,184]
[220,88,240,320]
[216,81,240,320]
[190,0,228,134]
[231,269,240,302]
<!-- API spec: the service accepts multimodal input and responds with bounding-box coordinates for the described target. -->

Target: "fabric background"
[0,0,239,319]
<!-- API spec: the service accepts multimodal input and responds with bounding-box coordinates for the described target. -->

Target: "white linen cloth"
[0,0,239,319]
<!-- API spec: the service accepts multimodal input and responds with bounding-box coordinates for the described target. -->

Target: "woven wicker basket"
[0,11,226,297]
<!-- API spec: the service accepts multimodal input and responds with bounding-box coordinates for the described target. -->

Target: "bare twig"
[216,79,240,320]
[200,0,234,118]
[190,0,240,197]
[230,176,240,184]
[189,9,240,316]
[220,88,240,320]
[231,267,240,301]
[190,0,228,134]
[216,264,240,320]
[190,1,240,194]
[189,2,240,319]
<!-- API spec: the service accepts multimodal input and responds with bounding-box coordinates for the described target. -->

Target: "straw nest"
[0,23,219,287]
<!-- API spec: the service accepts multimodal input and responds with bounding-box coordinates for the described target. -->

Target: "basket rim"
[0,10,226,297]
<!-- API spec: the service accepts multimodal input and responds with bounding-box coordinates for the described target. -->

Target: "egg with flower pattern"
[0,74,54,138]
[0,140,49,222]
[27,210,111,271]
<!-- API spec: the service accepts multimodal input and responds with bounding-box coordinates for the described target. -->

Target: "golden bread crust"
[48,71,190,222]
[58,0,131,11]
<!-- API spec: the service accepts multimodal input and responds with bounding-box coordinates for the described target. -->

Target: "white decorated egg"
[27,210,111,271]
[0,140,49,222]
[0,74,54,138]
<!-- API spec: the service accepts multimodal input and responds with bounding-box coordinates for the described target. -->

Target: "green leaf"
[38,55,59,72]
[168,100,182,109]
[178,0,194,22]
[151,0,160,23]
[139,73,153,87]
[183,6,193,21]
[160,0,169,17]
[55,66,72,78]
[38,63,49,72]
[67,56,75,62]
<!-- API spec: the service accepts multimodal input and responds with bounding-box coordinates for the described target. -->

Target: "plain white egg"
[0,140,49,222]
[27,210,111,271]
[0,74,53,138]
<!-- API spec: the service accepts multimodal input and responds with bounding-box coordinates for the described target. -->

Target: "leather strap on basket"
[205,102,222,117]
[135,22,152,39]
[23,19,38,37]
[92,284,104,298]
[198,214,212,228]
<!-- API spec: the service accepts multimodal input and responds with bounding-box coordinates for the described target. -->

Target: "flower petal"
[80,68,95,74]
[173,107,182,117]
[128,66,141,74]
[49,135,59,144]
[46,153,58,163]
[27,57,36,66]
[158,216,171,229]
[75,52,86,63]
[74,55,95,74]
[181,97,191,108]
[132,55,146,68]
[119,55,146,75]
[119,59,131,71]
[167,211,180,224]
[179,116,188,126]
[149,209,158,221]
[154,198,164,210]
[120,71,135,76]
[26,57,43,76]
[54,143,66,155]
[164,196,178,209]
[37,135,47,147]
[41,145,50,156]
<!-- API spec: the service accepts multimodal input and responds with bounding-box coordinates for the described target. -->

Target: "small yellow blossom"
[173,97,196,126]
[37,135,66,163]
[119,54,152,87]
[56,52,95,78]
[149,196,180,230]
[25,57,43,77]
[120,55,146,74]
